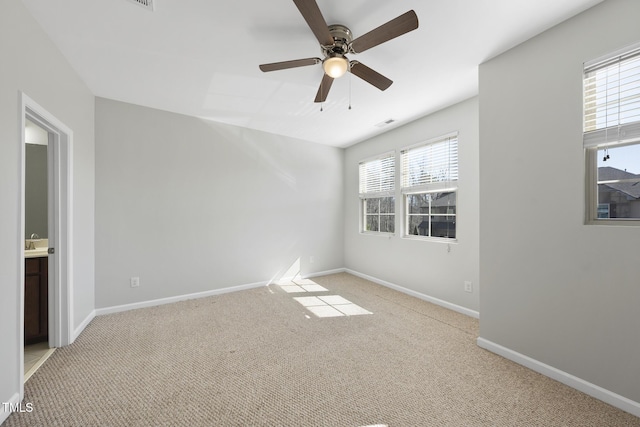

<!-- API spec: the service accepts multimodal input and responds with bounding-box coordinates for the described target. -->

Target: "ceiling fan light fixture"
[258,2,419,103]
[323,54,349,78]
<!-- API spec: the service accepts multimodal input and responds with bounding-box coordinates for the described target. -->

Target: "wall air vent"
[375,118,396,128]
[127,0,154,11]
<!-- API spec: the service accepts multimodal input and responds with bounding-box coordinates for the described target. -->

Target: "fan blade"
[293,0,334,46]
[314,73,334,103]
[259,57,321,72]
[350,62,393,91]
[350,10,418,54]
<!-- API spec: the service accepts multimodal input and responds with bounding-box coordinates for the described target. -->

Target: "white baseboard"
[1,392,21,424]
[477,337,640,418]
[96,269,350,317]
[345,269,480,319]
[95,280,269,316]
[271,268,347,284]
[303,268,346,279]
[72,309,96,342]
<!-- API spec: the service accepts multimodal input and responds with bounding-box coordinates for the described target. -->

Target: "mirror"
[25,119,49,239]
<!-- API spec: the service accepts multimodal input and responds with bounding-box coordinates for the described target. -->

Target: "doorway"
[19,93,73,396]
[23,118,54,380]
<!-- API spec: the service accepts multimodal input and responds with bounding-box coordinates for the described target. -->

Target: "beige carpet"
[6,273,640,426]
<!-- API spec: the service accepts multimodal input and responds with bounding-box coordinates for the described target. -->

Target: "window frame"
[361,196,395,234]
[585,142,640,226]
[584,42,640,225]
[400,132,459,241]
[403,188,457,241]
[358,151,396,235]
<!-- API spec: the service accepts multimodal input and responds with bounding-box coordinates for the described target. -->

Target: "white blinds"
[583,45,640,148]
[401,134,458,192]
[358,153,395,198]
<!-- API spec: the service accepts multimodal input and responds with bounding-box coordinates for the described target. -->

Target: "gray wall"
[479,0,640,403]
[25,144,48,239]
[95,98,344,308]
[0,0,95,417]
[344,97,480,312]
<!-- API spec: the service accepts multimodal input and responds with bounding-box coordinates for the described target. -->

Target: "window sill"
[401,234,457,243]
[585,218,640,226]
[360,231,395,237]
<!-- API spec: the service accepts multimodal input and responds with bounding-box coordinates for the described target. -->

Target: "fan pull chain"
[320,76,324,112]
[348,66,352,110]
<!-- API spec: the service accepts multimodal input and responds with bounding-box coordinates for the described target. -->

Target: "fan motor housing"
[323,24,352,56]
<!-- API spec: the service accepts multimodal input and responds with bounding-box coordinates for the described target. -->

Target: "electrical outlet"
[130,277,140,288]
[464,281,473,293]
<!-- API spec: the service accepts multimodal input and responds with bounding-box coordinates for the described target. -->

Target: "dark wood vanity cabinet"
[25,257,48,345]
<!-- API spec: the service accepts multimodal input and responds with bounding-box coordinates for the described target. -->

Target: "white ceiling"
[21,0,602,147]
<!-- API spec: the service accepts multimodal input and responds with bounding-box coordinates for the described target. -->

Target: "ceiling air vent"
[375,118,396,128]
[127,0,154,11]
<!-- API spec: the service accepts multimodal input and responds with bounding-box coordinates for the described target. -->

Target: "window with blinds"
[400,134,458,240]
[583,46,640,147]
[359,153,395,197]
[401,134,458,192]
[584,42,640,223]
[359,153,395,234]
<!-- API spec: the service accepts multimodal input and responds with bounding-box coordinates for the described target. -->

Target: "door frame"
[19,92,73,396]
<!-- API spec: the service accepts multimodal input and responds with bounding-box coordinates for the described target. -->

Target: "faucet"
[26,233,39,250]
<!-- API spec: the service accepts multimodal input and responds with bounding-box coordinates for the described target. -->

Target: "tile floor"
[24,341,55,382]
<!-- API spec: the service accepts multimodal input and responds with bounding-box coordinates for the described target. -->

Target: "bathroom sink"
[25,248,48,258]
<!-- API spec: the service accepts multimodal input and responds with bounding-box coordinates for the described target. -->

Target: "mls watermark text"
[2,402,34,413]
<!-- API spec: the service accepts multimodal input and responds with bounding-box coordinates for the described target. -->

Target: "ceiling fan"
[259,0,419,103]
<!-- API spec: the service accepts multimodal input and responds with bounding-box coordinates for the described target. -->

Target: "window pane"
[597,144,640,219]
[584,54,640,132]
[407,193,430,214]
[430,192,456,215]
[407,215,429,236]
[359,154,395,194]
[379,197,395,214]
[401,136,458,188]
[363,198,395,233]
[431,216,456,238]
[597,184,640,218]
[380,215,395,233]
[365,198,379,214]
[405,190,457,239]
[597,144,640,174]
[365,215,379,232]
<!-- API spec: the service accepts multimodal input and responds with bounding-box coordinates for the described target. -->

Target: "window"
[401,133,458,239]
[584,43,640,223]
[359,152,395,233]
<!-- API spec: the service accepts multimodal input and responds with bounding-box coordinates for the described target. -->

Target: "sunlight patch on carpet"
[276,278,329,293]
[294,295,373,318]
